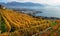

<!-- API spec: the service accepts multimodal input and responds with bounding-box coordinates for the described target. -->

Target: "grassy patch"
[1,16,7,33]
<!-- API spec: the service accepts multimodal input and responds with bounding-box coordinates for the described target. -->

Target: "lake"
[34,7,60,18]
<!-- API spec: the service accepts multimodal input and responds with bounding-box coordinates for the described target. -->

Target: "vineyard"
[0,9,60,36]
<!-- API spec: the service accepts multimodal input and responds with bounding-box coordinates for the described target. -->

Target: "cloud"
[6,0,60,5]
[6,0,29,2]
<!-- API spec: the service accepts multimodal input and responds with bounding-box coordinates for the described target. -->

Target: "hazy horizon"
[0,0,60,5]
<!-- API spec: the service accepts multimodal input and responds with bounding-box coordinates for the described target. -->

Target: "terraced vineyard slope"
[0,9,60,36]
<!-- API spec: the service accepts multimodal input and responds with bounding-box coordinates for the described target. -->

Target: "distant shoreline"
[33,16,60,20]
[9,8,60,20]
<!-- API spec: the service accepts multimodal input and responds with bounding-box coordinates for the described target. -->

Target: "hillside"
[0,9,60,36]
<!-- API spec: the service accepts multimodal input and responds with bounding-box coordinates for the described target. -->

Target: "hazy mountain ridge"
[0,1,49,8]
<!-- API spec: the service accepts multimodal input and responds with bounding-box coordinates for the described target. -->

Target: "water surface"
[35,7,60,18]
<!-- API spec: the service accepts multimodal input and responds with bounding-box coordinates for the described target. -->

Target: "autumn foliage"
[0,9,60,36]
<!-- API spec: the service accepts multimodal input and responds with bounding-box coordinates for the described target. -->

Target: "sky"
[0,0,60,5]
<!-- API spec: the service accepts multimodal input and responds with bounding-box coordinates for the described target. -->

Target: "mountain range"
[0,1,49,9]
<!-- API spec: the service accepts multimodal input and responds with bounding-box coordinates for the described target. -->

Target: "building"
[0,5,6,9]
